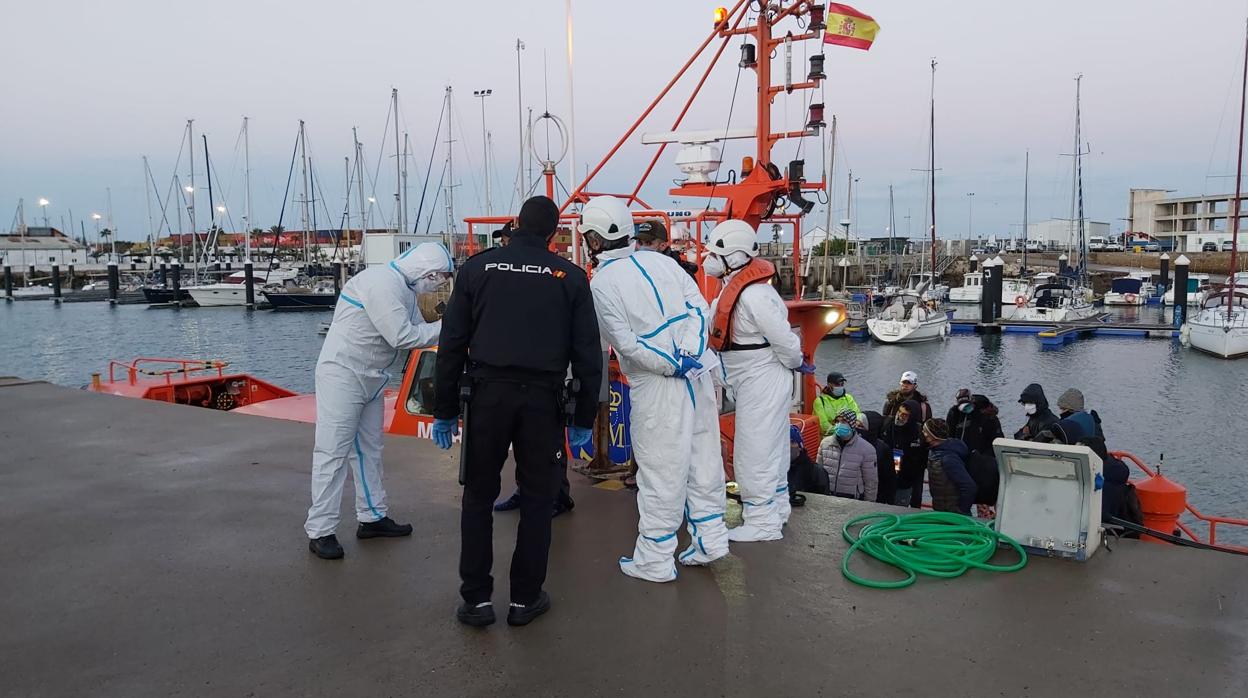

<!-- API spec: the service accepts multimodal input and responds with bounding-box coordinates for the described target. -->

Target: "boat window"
[404,351,438,415]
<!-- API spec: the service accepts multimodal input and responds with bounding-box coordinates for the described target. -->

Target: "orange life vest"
[709,257,776,352]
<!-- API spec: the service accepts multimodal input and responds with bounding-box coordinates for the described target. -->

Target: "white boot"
[619,556,677,583]
[678,543,728,566]
[727,523,783,542]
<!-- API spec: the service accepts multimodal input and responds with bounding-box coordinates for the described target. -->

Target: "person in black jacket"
[881,399,929,508]
[1013,383,1059,440]
[433,195,603,628]
[945,388,973,435]
[958,394,1004,456]
[860,410,896,505]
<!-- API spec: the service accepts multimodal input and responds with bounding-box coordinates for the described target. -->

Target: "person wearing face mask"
[705,219,815,543]
[580,196,730,584]
[305,242,454,561]
[433,196,603,627]
[1014,383,1059,441]
[945,388,973,435]
[817,413,879,502]
[814,372,860,436]
[881,399,930,508]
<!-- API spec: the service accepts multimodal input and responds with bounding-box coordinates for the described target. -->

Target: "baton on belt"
[457,381,472,486]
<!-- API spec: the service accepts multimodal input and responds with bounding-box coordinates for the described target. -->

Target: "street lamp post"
[967,192,976,242]
[474,88,493,216]
[92,213,102,261]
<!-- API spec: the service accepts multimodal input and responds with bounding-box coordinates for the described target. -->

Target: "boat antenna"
[1228,18,1247,317]
[1022,149,1030,273]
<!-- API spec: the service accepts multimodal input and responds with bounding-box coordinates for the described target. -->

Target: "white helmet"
[579,196,633,241]
[706,219,760,258]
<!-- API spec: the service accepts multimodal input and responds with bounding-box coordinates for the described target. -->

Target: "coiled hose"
[841,511,1028,589]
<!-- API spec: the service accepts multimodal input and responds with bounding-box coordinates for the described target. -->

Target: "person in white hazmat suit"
[704,220,814,542]
[581,197,730,582]
[305,242,454,560]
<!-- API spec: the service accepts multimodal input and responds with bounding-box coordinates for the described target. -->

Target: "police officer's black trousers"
[460,379,565,605]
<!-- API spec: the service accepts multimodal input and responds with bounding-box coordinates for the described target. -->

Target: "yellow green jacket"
[813,392,861,435]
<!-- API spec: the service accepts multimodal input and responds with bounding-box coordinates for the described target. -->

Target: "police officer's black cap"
[492,220,514,239]
[634,219,668,242]
[517,196,559,236]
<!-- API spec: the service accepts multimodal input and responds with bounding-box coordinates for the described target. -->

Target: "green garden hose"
[841,511,1028,589]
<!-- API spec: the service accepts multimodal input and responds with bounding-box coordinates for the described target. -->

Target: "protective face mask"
[960,403,974,414]
[832,386,846,397]
[1023,403,1037,416]
[833,423,854,440]
[702,254,726,278]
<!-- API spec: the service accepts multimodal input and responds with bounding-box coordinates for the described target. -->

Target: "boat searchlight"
[787,160,815,214]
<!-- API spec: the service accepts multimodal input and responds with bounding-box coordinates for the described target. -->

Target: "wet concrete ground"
[1,380,1245,697]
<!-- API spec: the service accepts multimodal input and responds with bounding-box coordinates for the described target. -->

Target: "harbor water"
[2,300,1243,530]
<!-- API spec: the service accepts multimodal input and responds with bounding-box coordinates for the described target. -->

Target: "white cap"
[900,370,918,384]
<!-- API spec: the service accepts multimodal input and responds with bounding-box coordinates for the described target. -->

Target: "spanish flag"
[823,3,880,51]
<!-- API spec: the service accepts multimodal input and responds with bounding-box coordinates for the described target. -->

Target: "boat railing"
[107,358,230,386]
[1113,450,1248,552]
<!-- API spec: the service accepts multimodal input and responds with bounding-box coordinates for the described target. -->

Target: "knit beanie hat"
[1056,388,1085,413]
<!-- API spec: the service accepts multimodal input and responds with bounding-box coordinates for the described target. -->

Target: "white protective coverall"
[591,247,729,582]
[304,242,452,539]
[716,280,803,541]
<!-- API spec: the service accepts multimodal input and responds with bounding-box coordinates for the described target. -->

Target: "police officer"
[432,196,602,628]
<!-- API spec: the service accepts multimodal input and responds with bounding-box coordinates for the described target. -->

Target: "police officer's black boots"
[356,516,414,539]
[308,534,345,560]
[507,591,551,626]
[457,601,496,627]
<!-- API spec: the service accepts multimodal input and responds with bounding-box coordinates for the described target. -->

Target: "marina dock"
[1,378,1245,696]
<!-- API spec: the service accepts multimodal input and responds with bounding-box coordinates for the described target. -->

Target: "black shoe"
[790,493,807,508]
[309,534,344,560]
[493,491,521,512]
[356,516,413,539]
[456,601,496,627]
[552,497,575,518]
[507,591,551,626]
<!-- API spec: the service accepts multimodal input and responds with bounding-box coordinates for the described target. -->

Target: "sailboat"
[1013,75,1097,323]
[869,59,950,344]
[1184,21,1248,359]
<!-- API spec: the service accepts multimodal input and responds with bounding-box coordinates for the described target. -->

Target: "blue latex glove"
[672,353,703,379]
[567,426,594,460]
[797,359,816,375]
[432,418,459,450]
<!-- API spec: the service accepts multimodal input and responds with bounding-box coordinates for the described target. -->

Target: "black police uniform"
[434,231,602,607]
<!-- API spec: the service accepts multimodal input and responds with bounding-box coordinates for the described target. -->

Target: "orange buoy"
[1134,471,1187,544]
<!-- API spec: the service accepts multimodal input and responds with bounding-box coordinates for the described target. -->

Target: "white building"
[1,227,90,268]
[1025,219,1110,251]
[1128,188,1241,252]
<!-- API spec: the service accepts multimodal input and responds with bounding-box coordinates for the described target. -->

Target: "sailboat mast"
[929,59,938,280]
[393,88,403,235]
[446,85,457,246]
[354,127,368,267]
[889,184,897,281]
[299,120,311,265]
[1023,149,1030,271]
[244,116,253,263]
[1228,19,1248,315]
[187,119,198,274]
[1075,74,1086,281]
[142,156,156,270]
[516,38,527,205]
[403,132,411,233]
[203,134,216,257]
[820,115,837,299]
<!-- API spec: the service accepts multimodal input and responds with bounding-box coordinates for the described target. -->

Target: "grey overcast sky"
[4,0,1248,242]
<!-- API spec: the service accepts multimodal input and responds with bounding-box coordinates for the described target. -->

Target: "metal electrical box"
[992,439,1104,560]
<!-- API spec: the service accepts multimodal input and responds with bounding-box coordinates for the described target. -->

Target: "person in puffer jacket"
[921,418,976,515]
[817,415,879,502]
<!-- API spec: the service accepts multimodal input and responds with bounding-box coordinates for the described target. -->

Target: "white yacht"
[1163,273,1211,306]
[948,272,984,303]
[1183,287,1248,359]
[1012,282,1098,323]
[186,267,299,307]
[866,291,950,343]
